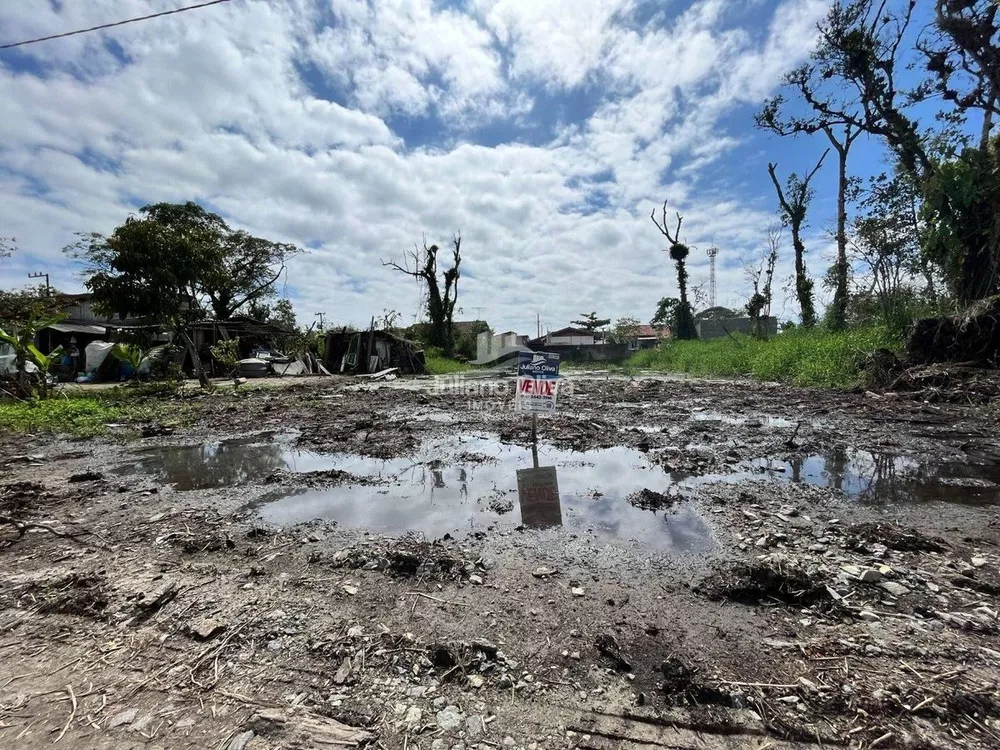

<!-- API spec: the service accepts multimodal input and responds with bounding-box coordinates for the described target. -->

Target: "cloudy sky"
[0,0,901,333]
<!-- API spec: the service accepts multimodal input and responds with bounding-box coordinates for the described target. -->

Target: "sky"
[0,0,910,334]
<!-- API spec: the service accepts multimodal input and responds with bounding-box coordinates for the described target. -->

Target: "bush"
[424,347,473,375]
[0,398,120,438]
[627,327,898,388]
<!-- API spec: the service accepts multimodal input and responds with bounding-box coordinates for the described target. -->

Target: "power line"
[0,0,232,50]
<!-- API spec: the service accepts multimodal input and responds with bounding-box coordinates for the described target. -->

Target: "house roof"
[636,324,670,338]
[548,327,592,337]
[45,322,108,336]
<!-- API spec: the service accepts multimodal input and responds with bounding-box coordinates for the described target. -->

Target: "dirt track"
[2,373,999,749]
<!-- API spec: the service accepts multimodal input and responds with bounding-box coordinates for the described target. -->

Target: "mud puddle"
[749,448,1000,505]
[254,435,715,553]
[115,433,404,491]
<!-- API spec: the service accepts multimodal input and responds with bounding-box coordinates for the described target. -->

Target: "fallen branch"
[0,515,106,545]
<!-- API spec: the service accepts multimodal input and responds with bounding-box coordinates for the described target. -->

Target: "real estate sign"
[515,351,560,413]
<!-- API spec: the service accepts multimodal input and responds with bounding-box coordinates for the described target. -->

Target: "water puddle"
[690,412,796,428]
[254,435,714,552]
[749,449,1000,505]
[115,433,405,491]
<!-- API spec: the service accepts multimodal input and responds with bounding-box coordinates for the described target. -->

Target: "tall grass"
[423,347,474,376]
[626,327,898,388]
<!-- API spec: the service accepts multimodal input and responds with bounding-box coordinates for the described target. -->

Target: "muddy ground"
[2,373,999,749]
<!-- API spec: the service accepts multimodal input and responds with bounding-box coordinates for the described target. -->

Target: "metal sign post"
[515,350,561,520]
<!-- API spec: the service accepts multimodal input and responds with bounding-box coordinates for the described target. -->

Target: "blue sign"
[515,351,560,412]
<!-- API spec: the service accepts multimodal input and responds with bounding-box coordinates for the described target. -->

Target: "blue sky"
[0,0,924,333]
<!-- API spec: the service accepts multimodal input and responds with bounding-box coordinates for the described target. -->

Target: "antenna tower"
[706,247,719,307]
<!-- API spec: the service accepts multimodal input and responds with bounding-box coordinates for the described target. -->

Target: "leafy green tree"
[789,0,999,303]
[651,297,679,333]
[650,202,697,339]
[269,299,297,332]
[609,316,641,344]
[382,236,462,355]
[571,312,611,334]
[766,152,827,328]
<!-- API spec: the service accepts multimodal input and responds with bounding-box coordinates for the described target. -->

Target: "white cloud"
[0,0,835,335]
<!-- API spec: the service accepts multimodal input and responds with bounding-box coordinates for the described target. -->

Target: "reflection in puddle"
[256,436,715,553]
[115,433,407,491]
[751,448,1000,505]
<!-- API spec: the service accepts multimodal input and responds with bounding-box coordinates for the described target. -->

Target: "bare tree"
[745,225,781,339]
[650,201,697,339]
[383,235,462,355]
[766,150,828,328]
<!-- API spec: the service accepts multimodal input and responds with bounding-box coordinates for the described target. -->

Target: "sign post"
[514,350,560,466]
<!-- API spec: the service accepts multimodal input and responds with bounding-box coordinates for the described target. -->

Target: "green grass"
[626,326,899,389]
[424,348,475,376]
[0,386,194,439]
[0,398,123,438]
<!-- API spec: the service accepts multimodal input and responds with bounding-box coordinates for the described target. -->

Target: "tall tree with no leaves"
[767,151,829,328]
[746,225,781,339]
[383,236,462,355]
[650,201,697,340]
[757,88,862,330]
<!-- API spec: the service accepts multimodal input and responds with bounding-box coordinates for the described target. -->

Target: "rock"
[347,625,364,638]
[192,618,226,641]
[571,587,585,597]
[858,568,883,583]
[343,584,358,595]
[468,674,485,689]
[879,581,910,598]
[432,697,448,710]
[403,706,423,727]
[436,706,464,732]
[333,656,352,685]
[532,567,557,578]
[502,737,516,747]
[69,471,104,483]
[808,544,827,553]
[432,741,448,750]
[266,639,282,652]
[469,574,484,585]
[466,715,484,738]
[107,708,139,728]
[228,731,255,750]
[971,557,988,568]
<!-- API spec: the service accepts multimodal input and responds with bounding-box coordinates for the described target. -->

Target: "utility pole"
[28,271,50,296]
[536,312,541,339]
[314,312,326,330]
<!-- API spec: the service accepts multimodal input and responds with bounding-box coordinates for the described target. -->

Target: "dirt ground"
[2,372,999,749]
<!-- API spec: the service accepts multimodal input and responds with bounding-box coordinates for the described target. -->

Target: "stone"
[334,657,352,685]
[432,697,448,710]
[502,737,516,747]
[858,568,883,584]
[571,587,585,597]
[404,706,423,727]
[532,567,557,578]
[266,639,282,652]
[808,544,827,553]
[347,625,364,638]
[228,731,255,750]
[343,584,358,595]
[436,706,464,732]
[879,581,910,598]
[469,574,484,585]
[107,708,139,729]
[191,618,226,640]
[466,715,484,738]
[468,674,485,689]
[971,557,988,568]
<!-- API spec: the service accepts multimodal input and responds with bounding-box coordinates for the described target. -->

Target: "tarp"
[46,322,109,336]
[84,341,114,374]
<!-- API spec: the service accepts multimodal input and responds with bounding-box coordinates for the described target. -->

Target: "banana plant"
[112,343,144,377]
[0,313,67,398]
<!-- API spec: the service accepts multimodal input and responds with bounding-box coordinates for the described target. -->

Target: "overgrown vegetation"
[424,347,474,375]
[627,327,897,389]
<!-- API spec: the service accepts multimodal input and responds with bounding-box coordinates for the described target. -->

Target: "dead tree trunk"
[767,150,828,328]
[650,201,698,339]
[823,125,859,331]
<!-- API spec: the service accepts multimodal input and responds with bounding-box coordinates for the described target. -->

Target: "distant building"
[543,327,595,346]
[634,324,671,349]
[474,329,528,364]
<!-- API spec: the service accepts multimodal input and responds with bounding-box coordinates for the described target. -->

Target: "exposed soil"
[1,373,999,749]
